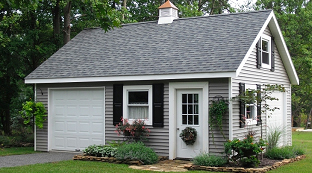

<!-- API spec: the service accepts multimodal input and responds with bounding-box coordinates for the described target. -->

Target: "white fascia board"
[269,14,299,85]
[236,11,274,77]
[236,11,299,85]
[25,72,236,84]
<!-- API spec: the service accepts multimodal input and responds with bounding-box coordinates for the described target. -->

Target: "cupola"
[158,0,179,24]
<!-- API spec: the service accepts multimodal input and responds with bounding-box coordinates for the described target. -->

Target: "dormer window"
[261,35,271,68]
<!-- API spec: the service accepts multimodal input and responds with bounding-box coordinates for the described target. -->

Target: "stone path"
[129,160,192,172]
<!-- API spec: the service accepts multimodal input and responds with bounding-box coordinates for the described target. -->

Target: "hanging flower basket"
[179,127,197,145]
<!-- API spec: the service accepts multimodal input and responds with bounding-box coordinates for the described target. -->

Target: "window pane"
[129,106,148,119]
[182,105,187,114]
[188,94,193,103]
[194,105,198,114]
[182,115,187,125]
[182,94,187,103]
[262,40,268,52]
[188,105,193,114]
[262,52,269,64]
[246,105,255,119]
[194,94,198,103]
[194,115,198,125]
[129,91,148,104]
[188,115,193,125]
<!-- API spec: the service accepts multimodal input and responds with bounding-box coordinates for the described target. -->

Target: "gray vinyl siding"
[35,79,229,156]
[34,82,170,155]
[104,83,170,156]
[232,26,292,145]
[35,85,48,151]
[208,79,229,155]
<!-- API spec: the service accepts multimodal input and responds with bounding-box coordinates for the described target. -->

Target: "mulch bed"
[186,155,306,173]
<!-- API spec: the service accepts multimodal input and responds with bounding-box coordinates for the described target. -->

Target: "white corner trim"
[34,83,37,151]
[228,78,233,140]
[24,72,236,84]
[169,82,209,159]
[270,14,299,85]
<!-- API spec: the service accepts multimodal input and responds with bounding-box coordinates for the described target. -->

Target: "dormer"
[158,0,179,24]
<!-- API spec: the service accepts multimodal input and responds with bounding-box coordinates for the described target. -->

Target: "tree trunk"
[63,1,71,45]
[122,0,127,21]
[53,0,61,47]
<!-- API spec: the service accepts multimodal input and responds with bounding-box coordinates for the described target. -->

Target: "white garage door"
[50,88,105,151]
[266,91,286,147]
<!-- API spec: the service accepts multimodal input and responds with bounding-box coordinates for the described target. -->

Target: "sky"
[229,0,257,9]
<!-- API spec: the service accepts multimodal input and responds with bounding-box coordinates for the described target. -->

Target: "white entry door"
[266,91,286,147]
[50,88,105,151]
[176,89,202,158]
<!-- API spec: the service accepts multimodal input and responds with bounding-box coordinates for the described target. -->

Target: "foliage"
[20,101,47,129]
[0,147,36,156]
[115,142,158,165]
[224,135,267,167]
[209,99,228,141]
[176,2,203,17]
[83,145,117,157]
[254,0,312,127]
[265,146,305,160]
[179,127,197,145]
[233,84,285,118]
[193,153,227,167]
[240,155,260,167]
[106,140,126,148]
[267,126,283,150]
[115,119,150,141]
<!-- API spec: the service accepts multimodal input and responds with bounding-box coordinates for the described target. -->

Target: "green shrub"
[0,135,12,147]
[267,126,283,151]
[265,146,304,160]
[115,142,158,165]
[240,156,260,167]
[83,145,117,157]
[193,153,227,167]
[106,140,126,148]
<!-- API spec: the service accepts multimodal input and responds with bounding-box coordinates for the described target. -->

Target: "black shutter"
[256,84,262,126]
[152,83,164,127]
[113,84,123,126]
[271,37,275,72]
[239,83,245,128]
[256,39,262,69]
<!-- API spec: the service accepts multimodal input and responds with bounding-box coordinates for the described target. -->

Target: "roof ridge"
[82,10,272,30]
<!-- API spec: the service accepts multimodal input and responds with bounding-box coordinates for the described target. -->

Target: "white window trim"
[261,35,271,69]
[245,84,257,125]
[123,85,153,125]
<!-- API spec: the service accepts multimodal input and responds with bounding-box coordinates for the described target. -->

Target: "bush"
[265,146,304,160]
[193,153,227,167]
[83,145,117,157]
[0,135,12,147]
[267,126,283,150]
[115,142,158,165]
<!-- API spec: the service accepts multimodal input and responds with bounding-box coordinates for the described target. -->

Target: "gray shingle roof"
[26,10,272,80]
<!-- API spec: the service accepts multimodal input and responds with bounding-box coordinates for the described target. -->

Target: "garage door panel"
[51,88,105,151]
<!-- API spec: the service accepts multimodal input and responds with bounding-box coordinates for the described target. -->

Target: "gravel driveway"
[0,152,77,168]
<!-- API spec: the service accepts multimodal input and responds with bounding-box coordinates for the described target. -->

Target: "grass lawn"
[0,147,36,156]
[269,131,312,173]
[0,131,311,173]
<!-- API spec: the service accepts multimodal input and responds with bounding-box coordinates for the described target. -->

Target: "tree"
[254,0,312,126]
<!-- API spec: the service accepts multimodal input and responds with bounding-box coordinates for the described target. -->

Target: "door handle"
[177,128,179,130]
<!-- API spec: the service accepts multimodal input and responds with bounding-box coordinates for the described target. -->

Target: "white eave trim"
[236,11,299,85]
[25,72,236,84]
